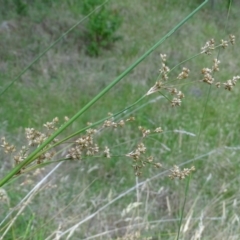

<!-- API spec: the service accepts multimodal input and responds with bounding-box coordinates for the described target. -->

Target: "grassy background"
[0,0,240,239]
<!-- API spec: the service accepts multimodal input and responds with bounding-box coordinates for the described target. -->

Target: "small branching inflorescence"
[66,128,99,160]
[200,35,239,89]
[144,34,238,179]
[126,126,163,176]
[146,53,188,107]
[169,165,195,180]
[1,137,16,153]
[146,34,239,110]
[1,118,60,174]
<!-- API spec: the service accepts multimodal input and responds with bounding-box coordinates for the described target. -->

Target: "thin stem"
[170,52,202,72]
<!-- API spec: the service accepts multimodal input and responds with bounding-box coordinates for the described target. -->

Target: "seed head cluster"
[25,128,47,146]
[201,38,215,54]
[1,137,16,153]
[201,35,235,54]
[199,36,239,90]
[126,127,163,176]
[26,117,59,147]
[169,165,195,180]
[13,146,28,165]
[223,76,240,91]
[177,67,190,79]
[66,128,99,160]
[146,54,189,107]
[1,118,60,173]
[139,126,151,138]
[201,67,214,85]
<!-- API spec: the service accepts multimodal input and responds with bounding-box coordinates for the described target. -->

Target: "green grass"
[1,0,240,239]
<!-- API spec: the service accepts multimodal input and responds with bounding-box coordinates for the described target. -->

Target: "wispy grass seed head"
[169,165,195,180]
[146,54,188,107]
[1,137,16,153]
[126,126,163,176]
